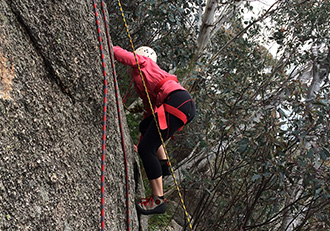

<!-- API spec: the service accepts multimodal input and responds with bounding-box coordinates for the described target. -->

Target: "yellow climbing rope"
[116,1,193,229]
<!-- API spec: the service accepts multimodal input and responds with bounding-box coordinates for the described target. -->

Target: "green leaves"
[251,174,261,182]
[107,0,330,229]
[237,138,249,154]
[318,148,330,161]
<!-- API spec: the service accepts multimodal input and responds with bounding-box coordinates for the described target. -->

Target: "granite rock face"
[0,1,144,230]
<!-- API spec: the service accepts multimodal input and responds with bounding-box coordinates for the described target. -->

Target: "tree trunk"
[279,46,330,231]
[197,0,218,53]
[307,48,330,99]
[0,0,145,230]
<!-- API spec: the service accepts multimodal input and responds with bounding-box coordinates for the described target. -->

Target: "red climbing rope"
[122,79,134,105]
[92,1,130,230]
[91,1,107,230]
[100,1,131,231]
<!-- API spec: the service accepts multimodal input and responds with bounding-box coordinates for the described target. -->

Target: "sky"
[248,0,279,55]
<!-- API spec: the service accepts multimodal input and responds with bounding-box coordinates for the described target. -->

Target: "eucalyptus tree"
[106,0,330,230]
[187,0,330,230]
[265,1,330,230]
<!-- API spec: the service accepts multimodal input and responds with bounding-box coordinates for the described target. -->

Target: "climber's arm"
[113,46,146,67]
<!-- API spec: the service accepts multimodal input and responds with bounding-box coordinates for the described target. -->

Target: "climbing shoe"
[160,159,171,177]
[136,195,167,215]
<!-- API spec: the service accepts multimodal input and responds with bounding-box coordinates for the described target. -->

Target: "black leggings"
[138,90,196,180]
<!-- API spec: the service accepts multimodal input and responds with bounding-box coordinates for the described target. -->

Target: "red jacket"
[113,46,186,118]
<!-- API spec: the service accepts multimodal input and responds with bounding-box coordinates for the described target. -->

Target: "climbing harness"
[153,76,189,131]
[156,102,189,131]
[92,1,130,231]
[116,0,193,229]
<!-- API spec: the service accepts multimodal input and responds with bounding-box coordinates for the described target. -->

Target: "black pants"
[138,90,196,180]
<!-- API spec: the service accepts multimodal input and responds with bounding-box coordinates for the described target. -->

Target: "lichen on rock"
[0,52,15,100]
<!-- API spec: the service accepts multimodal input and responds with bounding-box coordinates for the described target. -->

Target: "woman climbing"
[113,45,196,215]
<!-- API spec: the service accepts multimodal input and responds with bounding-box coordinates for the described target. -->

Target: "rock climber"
[113,45,196,215]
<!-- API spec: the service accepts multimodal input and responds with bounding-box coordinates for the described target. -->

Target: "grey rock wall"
[0,0,144,230]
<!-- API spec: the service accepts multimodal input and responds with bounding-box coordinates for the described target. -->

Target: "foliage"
[108,0,198,70]
[148,212,172,231]
[107,0,330,230]
[125,112,142,143]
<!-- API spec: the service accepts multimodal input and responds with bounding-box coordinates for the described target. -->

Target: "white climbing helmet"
[135,46,157,63]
